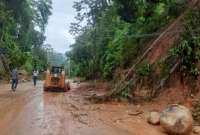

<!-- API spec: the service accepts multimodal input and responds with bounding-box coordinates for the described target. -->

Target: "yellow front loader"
[44,66,70,92]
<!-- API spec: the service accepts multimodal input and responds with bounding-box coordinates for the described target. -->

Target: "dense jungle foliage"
[171,7,200,77]
[0,0,52,74]
[67,0,188,80]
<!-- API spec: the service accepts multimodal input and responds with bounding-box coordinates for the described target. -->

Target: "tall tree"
[0,0,52,73]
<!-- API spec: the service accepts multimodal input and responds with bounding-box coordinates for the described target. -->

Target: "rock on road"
[0,81,169,135]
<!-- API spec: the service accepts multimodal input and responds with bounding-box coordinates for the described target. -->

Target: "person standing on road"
[11,68,18,91]
[32,69,39,87]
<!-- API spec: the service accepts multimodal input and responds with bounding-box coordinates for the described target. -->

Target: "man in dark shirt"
[11,68,18,91]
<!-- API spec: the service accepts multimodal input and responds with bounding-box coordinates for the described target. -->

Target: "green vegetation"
[67,0,187,80]
[0,0,52,73]
[1,0,199,100]
[171,7,200,77]
[136,63,152,77]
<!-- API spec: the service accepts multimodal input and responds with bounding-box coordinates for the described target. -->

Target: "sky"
[45,0,76,54]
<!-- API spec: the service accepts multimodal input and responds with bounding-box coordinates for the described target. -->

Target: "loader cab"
[51,66,63,75]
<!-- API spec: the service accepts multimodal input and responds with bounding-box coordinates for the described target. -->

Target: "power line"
[100,28,200,39]
[128,28,200,38]
[76,29,200,43]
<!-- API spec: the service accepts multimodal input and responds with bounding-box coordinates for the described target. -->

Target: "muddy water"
[0,81,169,135]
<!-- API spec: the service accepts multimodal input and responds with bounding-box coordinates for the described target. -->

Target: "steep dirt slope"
[110,0,200,97]
[144,0,199,64]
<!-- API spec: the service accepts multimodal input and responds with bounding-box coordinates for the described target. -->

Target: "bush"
[136,63,152,77]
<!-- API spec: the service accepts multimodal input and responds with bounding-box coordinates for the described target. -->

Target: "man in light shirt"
[32,69,39,87]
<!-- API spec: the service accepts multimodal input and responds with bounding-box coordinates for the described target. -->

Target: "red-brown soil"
[0,80,197,135]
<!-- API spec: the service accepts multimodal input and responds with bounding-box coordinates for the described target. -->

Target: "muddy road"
[0,81,191,135]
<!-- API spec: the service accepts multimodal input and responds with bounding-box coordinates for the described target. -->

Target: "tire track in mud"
[0,83,43,135]
[0,83,71,135]
[0,81,186,135]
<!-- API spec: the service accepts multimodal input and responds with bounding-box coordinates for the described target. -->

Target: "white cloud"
[45,0,76,54]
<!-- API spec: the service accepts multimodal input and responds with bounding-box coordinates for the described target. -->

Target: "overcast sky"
[45,0,76,54]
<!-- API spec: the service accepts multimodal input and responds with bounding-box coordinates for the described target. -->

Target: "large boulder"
[147,111,160,125]
[193,126,200,134]
[160,104,193,135]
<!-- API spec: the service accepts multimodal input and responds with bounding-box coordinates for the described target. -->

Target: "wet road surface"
[0,81,170,135]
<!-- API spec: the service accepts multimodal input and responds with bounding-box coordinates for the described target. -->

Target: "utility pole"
[92,1,98,89]
[68,59,71,77]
